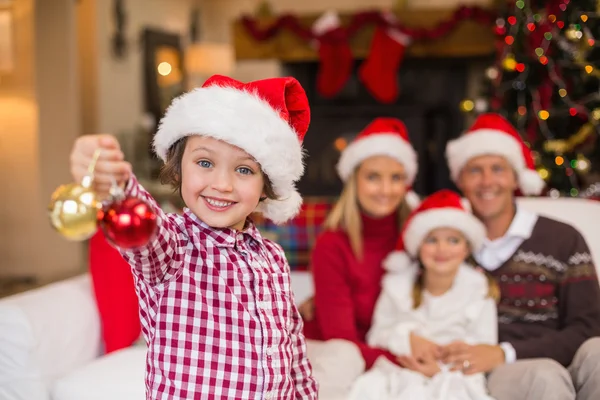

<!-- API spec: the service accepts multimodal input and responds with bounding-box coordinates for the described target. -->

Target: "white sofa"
[1,197,599,400]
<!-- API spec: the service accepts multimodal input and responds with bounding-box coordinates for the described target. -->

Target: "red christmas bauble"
[98,197,158,249]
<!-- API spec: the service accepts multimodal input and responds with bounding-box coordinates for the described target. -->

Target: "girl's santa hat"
[384,190,486,270]
[336,117,420,207]
[153,74,311,224]
[446,113,545,196]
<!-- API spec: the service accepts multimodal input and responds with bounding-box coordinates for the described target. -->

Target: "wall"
[0,0,84,281]
[93,0,196,136]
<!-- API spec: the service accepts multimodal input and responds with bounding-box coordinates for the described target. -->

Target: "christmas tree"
[464,0,600,199]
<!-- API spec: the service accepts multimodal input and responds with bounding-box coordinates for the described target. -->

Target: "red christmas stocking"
[359,25,410,104]
[312,11,353,98]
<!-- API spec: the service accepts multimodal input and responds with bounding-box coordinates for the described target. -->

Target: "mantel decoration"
[240,5,497,102]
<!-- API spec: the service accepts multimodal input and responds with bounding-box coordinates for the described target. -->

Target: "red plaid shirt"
[119,177,318,400]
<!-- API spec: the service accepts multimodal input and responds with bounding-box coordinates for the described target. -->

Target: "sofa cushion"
[51,347,146,400]
[0,275,101,400]
[89,231,141,353]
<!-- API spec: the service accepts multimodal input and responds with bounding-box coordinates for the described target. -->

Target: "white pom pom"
[519,168,546,196]
[405,190,421,209]
[383,251,413,272]
[460,197,472,212]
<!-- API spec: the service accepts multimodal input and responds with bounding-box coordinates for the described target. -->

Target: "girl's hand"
[410,332,442,363]
[70,134,132,199]
[397,355,441,378]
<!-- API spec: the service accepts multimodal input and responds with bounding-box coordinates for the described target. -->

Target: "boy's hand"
[70,134,132,199]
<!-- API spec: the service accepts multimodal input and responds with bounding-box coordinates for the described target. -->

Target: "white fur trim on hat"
[446,129,544,195]
[383,250,414,272]
[153,85,304,224]
[402,208,486,258]
[337,133,418,184]
[405,190,421,209]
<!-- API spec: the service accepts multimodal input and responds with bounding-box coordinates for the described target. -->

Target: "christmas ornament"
[98,184,158,249]
[312,11,353,98]
[575,154,591,174]
[459,99,475,113]
[502,54,517,71]
[474,98,489,113]
[536,166,551,182]
[485,66,499,80]
[359,18,410,104]
[565,24,583,41]
[48,151,102,241]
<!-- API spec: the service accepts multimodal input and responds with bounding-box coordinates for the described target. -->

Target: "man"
[443,112,600,400]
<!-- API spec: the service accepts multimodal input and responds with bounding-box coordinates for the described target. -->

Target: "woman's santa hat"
[384,189,486,270]
[446,113,545,196]
[153,74,311,224]
[336,117,420,207]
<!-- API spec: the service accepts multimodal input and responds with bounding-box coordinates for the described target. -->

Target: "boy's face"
[180,135,265,231]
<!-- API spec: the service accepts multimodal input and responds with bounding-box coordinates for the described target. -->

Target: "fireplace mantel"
[233,8,497,61]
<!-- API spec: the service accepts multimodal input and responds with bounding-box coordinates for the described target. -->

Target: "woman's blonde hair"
[323,170,412,259]
[411,254,501,308]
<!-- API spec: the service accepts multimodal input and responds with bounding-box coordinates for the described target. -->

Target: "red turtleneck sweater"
[304,212,400,369]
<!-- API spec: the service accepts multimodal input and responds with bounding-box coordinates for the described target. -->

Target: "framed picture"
[141,28,185,178]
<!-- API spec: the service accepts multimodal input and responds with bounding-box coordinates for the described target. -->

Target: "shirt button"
[265,391,273,399]
[266,347,274,357]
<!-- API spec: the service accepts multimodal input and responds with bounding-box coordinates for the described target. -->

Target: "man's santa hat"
[153,74,311,224]
[446,113,545,196]
[384,190,486,270]
[336,117,420,207]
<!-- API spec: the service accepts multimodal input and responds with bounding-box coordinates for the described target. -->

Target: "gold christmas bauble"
[537,166,551,182]
[47,181,101,240]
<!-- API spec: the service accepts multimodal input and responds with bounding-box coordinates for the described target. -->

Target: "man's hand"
[397,354,441,378]
[410,332,442,362]
[440,341,505,375]
[70,134,132,199]
[298,296,315,321]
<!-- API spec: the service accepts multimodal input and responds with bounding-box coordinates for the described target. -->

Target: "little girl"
[69,75,318,399]
[349,189,499,400]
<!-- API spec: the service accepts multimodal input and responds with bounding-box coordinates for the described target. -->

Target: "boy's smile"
[180,136,266,231]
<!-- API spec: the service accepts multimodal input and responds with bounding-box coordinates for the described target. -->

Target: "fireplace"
[283,58,486,198]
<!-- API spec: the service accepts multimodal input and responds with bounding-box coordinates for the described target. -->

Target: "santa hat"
[153,74,311,224]
[336,117,420,207]
[384,190,486,271]
[446,113,545,196]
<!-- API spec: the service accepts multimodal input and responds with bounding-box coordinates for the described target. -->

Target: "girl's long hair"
[323,170,412,259]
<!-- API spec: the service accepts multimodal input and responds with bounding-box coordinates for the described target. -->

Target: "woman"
[303,117,420,396]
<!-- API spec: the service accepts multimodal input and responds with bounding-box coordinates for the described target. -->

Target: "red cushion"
[89,231,141,353]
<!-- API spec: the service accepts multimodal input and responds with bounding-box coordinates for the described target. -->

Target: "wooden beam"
[233,9,496,62]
